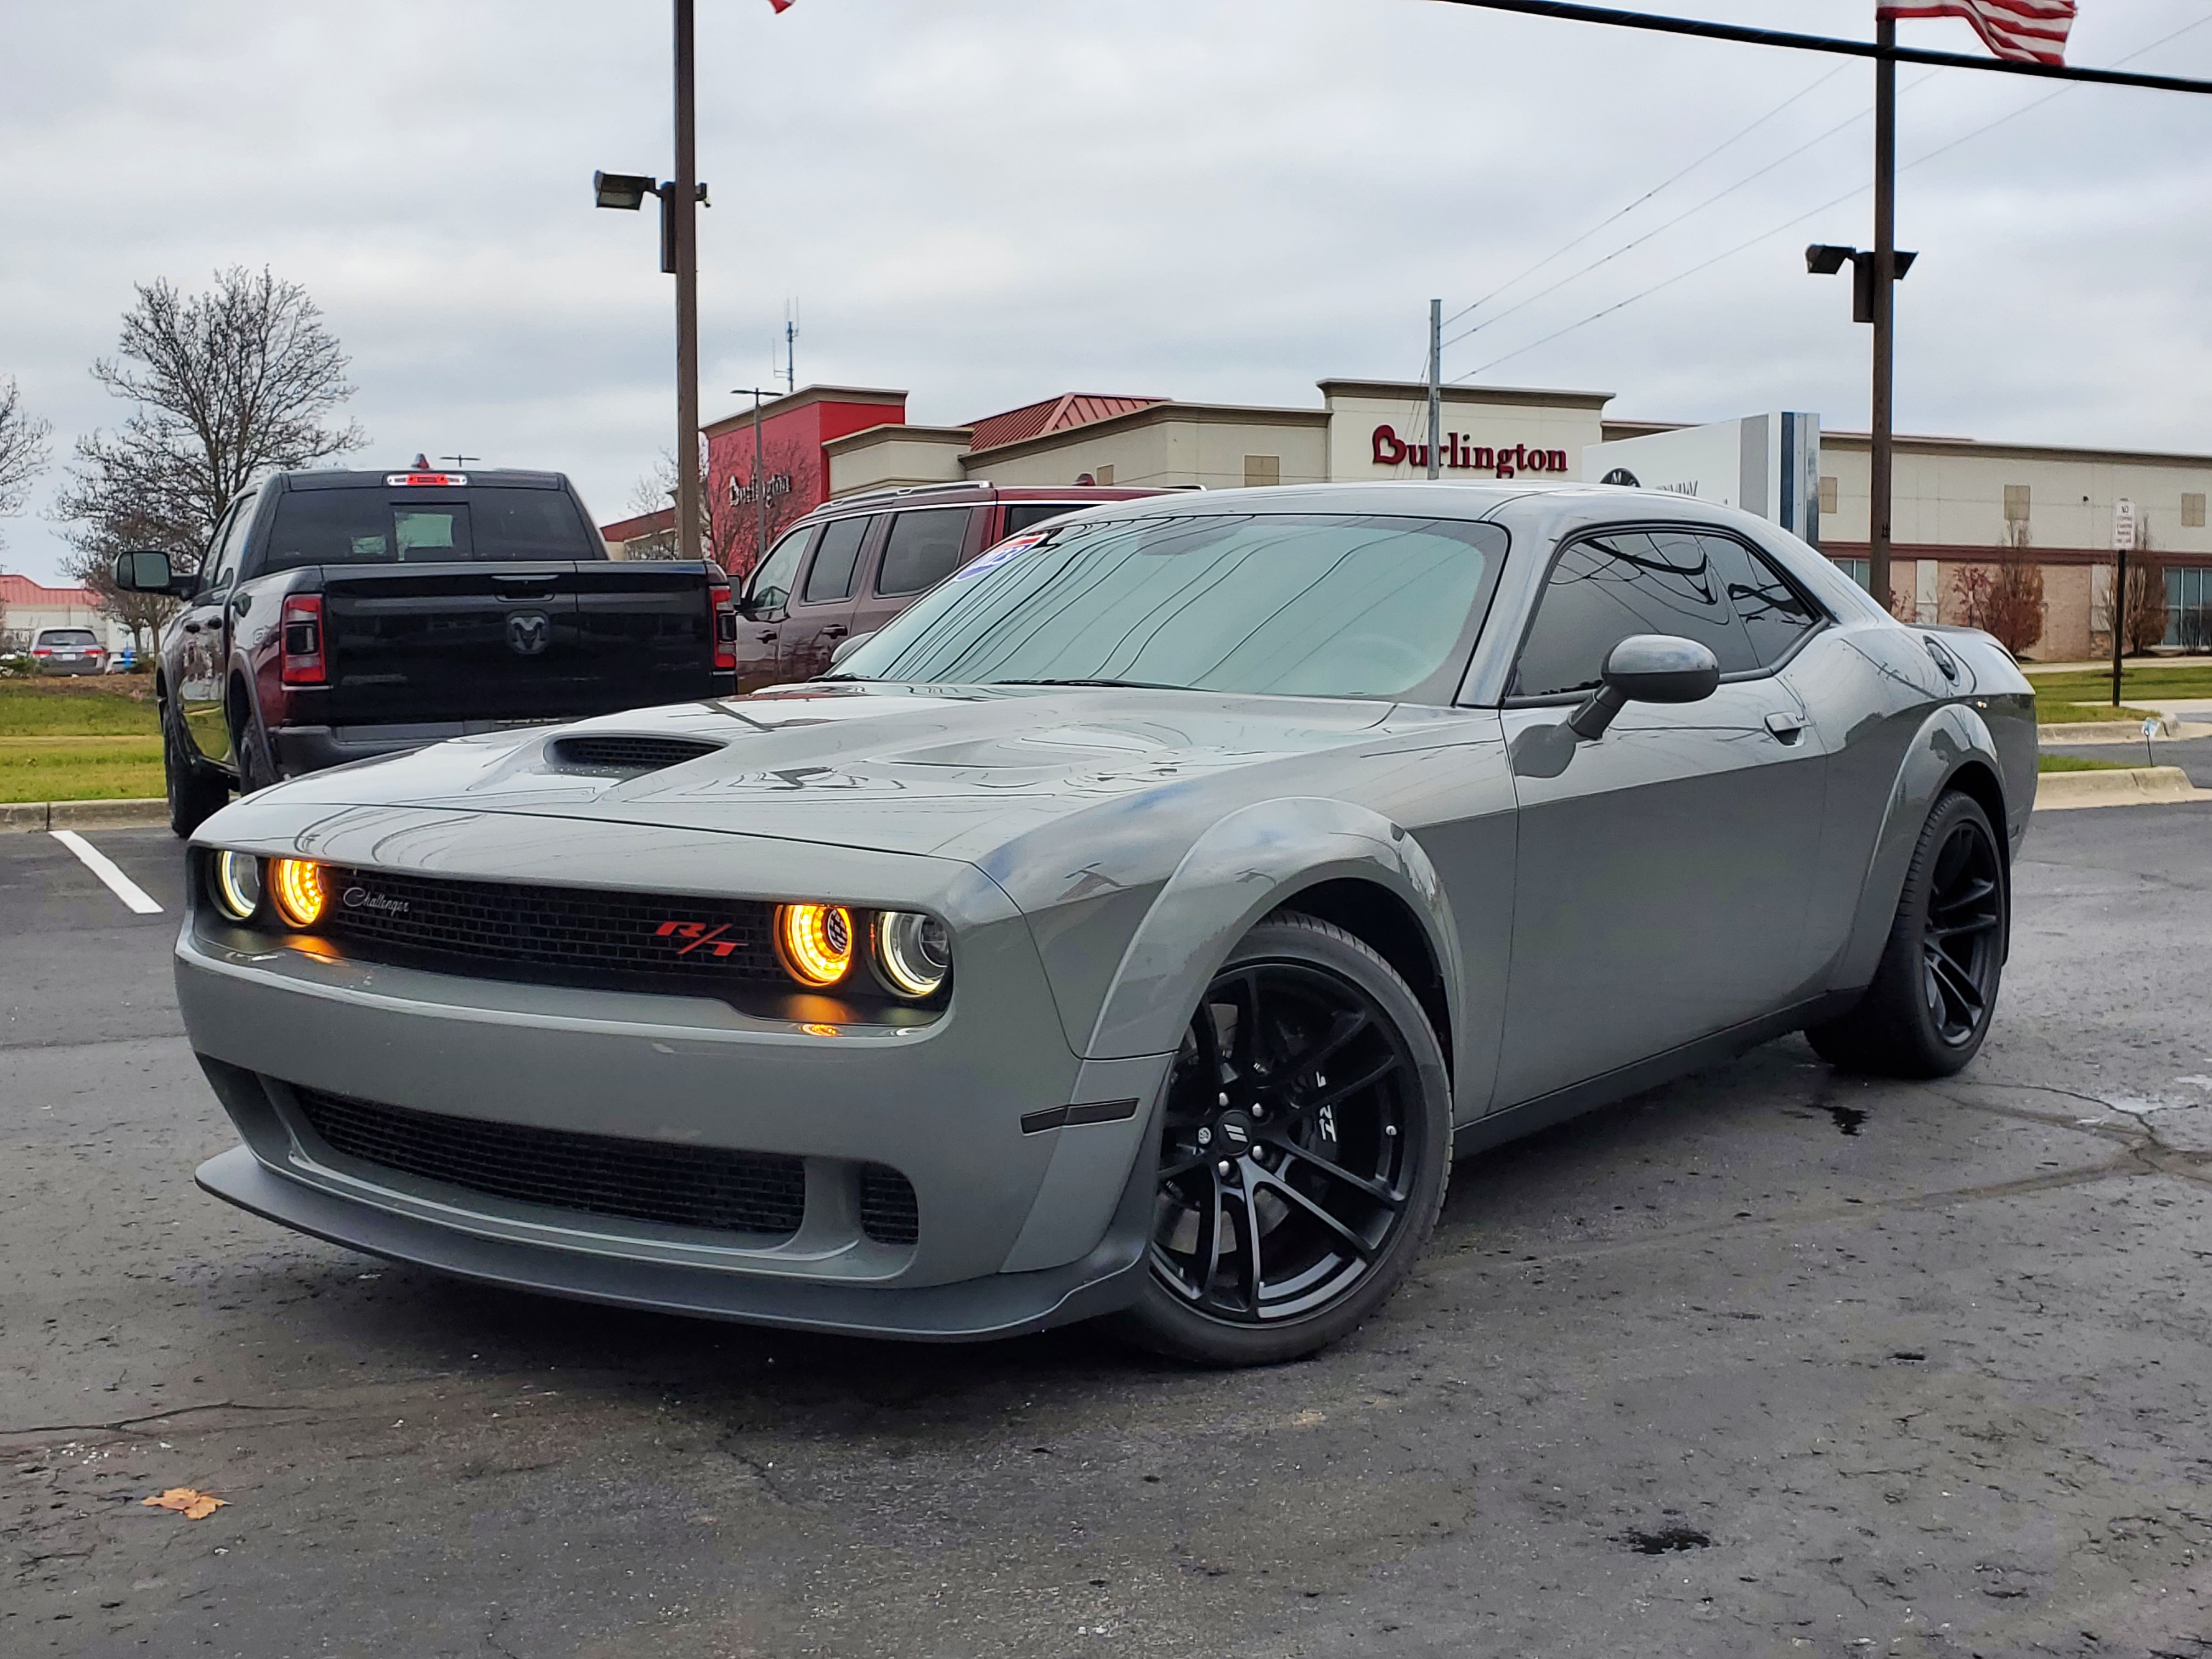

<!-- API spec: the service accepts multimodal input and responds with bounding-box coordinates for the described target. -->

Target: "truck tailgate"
[320,563,717,725]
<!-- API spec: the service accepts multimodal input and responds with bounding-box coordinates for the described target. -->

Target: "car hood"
[259,683,1425,863]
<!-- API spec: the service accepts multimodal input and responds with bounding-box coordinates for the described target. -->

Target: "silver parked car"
[31,627,108,675]
[177,483,2034,1365]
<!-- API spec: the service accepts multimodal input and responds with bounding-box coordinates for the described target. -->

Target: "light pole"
[1807,241,1915,609]
[592,1,710,564]
[731,387,780,573]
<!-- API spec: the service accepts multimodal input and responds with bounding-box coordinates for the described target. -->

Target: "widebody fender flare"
[1831,701,2010,994]
[1082,795,1464,1069]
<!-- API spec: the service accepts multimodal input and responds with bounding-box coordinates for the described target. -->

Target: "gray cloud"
[3,0,2208,582]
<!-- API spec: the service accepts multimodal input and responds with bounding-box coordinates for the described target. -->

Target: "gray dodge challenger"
[167,483,2035,1365]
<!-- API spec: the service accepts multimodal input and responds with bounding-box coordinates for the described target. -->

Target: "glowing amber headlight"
[268,858,326,928]
[210,850,263,921]
[776,902,854,986]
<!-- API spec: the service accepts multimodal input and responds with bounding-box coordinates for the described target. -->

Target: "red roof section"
[599,507,675,541]
[1,574,99,606]
[966,393,1169,455]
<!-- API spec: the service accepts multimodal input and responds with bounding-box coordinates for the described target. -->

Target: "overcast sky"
[3,0,2209,583]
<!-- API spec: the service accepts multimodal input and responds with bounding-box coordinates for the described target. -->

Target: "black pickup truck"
[114,464,737,835]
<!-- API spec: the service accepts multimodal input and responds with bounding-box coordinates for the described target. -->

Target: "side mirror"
[1567,634,1721,740]
[113,550,175,595]
[829,630,875,667]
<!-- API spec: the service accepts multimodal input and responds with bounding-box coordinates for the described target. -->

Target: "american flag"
[1880,1,2077,65]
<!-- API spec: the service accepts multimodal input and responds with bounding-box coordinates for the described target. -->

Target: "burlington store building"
[616,376,2212,663]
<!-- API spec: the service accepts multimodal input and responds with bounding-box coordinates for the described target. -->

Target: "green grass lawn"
[0,678,165,800]
[0,674,160,737]
[2039,753,2140,773]
[0,736,165,802]
[2031,662,2212,724]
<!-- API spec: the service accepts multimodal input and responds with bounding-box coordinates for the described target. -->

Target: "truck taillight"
[710,582,737,672]
[280,595,326,686]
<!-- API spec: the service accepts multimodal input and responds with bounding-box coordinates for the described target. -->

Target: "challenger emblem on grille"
[342,887,410,916]
[654,919,743,958]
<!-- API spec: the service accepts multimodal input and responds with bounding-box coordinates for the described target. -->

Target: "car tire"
[1111,910,1452,1367]
[1807,789,2006,1079]
[230,695,279,794]
[164,704,229,838]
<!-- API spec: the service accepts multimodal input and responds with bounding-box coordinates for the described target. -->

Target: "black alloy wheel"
[1808,789,2006,1079]
[1116,911,1451,1365]
[164,701,229,838]
[1920,811,2004,1046]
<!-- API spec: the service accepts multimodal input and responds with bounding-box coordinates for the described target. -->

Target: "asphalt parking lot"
[8,809,2212,1658]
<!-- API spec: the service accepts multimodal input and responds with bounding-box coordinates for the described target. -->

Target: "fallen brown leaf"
[142,1487,228,1520]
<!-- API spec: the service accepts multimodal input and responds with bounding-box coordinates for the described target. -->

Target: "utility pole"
[672,0,703,565]
[1870,10,1897,616]
[1426,298,1443,481]
[2113,498,2136,707]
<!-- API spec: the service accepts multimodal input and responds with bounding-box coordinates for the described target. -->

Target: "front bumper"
[175,805,1171,1339]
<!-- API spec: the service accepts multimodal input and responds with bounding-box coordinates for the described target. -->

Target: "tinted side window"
[747,527,812,611]
[876,509,971,597]
[803,515,873,604]
[204,494,257,590]
[1002,503,1082,538]
[1699,533,1821,667]
[1510,529,1758,698]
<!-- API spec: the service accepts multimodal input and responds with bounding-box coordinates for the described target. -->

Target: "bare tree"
[2123,516,2169,656]
[0,376,52,543]
[53,268,365,642]
[1951,518,2046,656]
[710,434,820,578]
[619,445,699,561]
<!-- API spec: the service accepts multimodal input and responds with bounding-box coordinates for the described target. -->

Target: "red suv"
[733,483,1159,691]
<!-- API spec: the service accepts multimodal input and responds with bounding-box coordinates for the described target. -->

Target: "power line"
[1452,6,2212,379]
[1439,60,1848,334]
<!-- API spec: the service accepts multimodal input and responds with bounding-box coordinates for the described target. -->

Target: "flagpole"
[1870,10,1898,617]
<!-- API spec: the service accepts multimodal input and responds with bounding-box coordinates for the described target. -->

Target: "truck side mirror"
[1567,634,1722,740]
[112,550,172,594]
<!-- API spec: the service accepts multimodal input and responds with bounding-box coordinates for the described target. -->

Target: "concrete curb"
[2036,716,2207,743]
[1,798,169,832]
[2034,766,2210,811]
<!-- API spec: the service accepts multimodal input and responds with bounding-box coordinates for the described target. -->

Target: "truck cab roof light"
[385,472,467,487]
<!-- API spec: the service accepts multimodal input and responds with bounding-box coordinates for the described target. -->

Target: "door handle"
[180,622,202,634]
[1764,711,1807,743]
[755,629,778,642]
[822,625,848,639]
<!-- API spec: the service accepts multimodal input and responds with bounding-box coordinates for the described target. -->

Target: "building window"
[1819,475,1838,515]
[2166,567,2212,650]
[1095,464,1115,487]
[1833,556,1870,592]
[2004,484,2030,524]
[2185,492,2206,528]
[1243,455,1281,489]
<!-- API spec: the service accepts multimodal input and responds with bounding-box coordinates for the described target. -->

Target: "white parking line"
[50,830,164,915]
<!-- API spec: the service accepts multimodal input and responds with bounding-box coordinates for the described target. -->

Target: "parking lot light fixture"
[592,171,658,212]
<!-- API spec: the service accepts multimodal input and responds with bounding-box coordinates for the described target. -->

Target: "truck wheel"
[1111,911,1452,1367]
[1807,790,2006,1079]
[165,707,229,838]
[229,695,279,793]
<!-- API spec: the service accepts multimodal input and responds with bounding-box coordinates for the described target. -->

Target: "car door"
[851,506,981,641]
[780,513,877,682]
[1493,525,1831,1107]
[735,524,814,692]
[179,494,256,764]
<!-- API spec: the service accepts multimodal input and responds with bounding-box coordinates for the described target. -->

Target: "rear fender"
[1083,797,1463,1070]
[1832,702,2008,992]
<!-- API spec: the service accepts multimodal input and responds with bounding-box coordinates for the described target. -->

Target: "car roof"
[791,482,1163,522]
[275,468,568,492]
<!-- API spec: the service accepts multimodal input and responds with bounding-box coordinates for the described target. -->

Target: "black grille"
[550,735,723,773]
[290,1085,807,1238]
[319,866,781,992]
[859,1165,919,1247]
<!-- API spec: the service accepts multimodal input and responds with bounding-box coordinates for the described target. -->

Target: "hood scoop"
[548,734,725,776]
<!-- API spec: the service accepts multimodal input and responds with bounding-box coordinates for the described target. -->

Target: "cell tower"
[783,298,799,394]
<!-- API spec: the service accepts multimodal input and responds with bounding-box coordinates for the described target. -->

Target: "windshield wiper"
[994,677,1182,690]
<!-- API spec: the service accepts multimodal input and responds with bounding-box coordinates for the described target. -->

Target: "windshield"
[261,487,600,572]
[831,512,1506,701]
